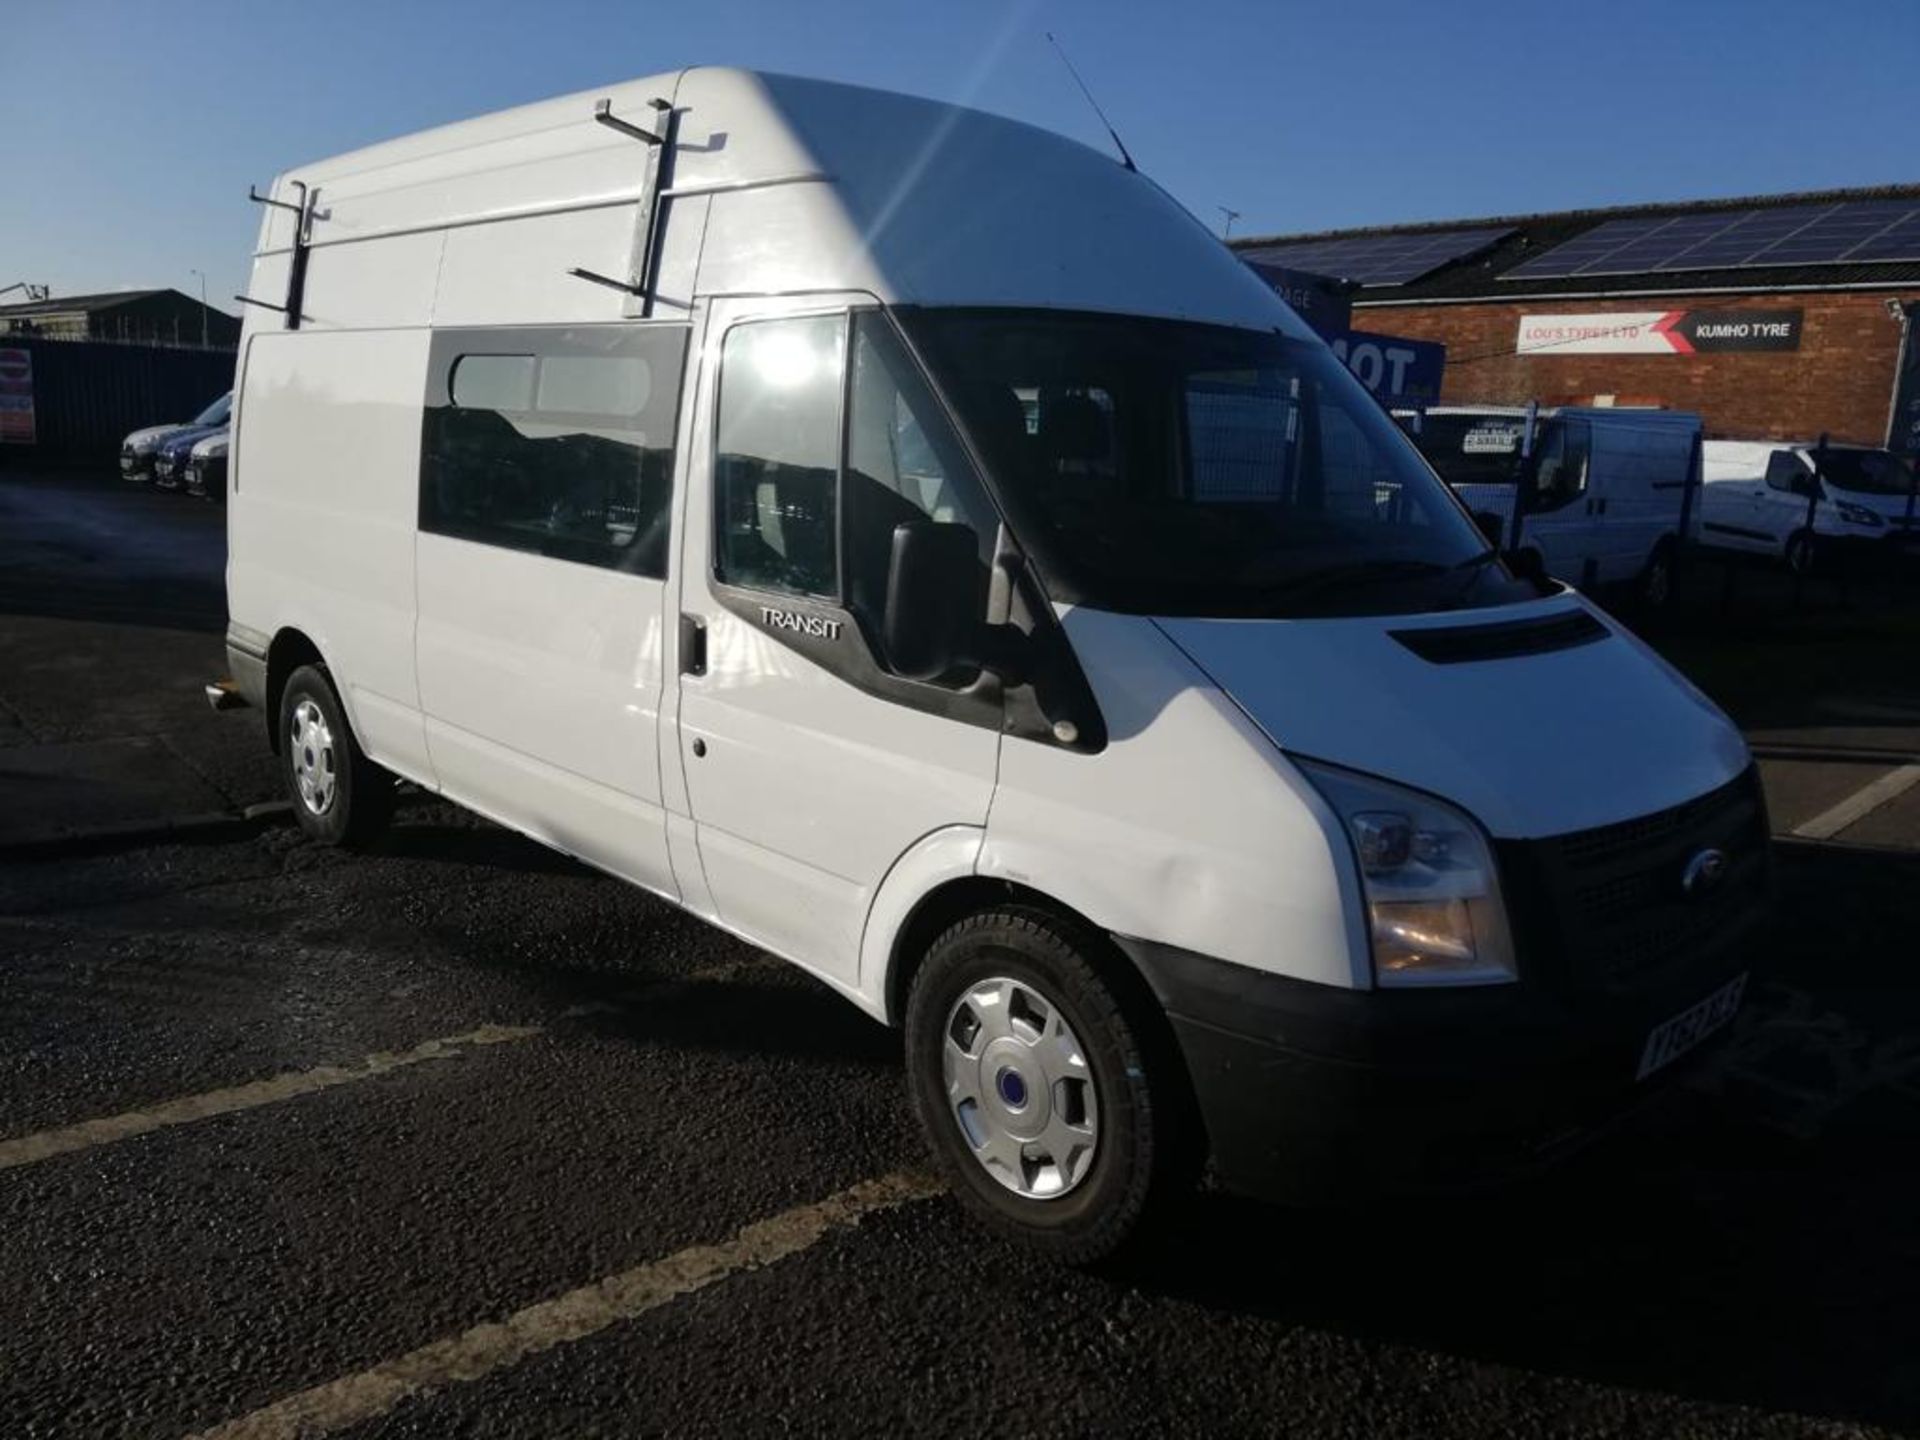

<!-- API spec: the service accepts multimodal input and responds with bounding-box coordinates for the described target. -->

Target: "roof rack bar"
[566,267,645,297]
[247,183,304,217]
[244,180,315,330]
[627,99,679,319]
[594,98,665,147]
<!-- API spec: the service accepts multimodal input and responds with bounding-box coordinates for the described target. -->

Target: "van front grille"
[1498,769,1770,996]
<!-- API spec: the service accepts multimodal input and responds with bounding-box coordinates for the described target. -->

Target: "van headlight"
[1296,759,1516,988]
[1835,501,1884,529]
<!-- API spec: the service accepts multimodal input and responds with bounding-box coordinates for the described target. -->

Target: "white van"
[1700,439,1920,570]
[223,69,1766,1260]
[1400,405,1702,608]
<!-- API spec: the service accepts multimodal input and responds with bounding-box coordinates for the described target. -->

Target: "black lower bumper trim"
[1115,927,1757,1202]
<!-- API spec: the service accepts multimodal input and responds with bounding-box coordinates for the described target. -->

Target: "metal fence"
[0,337,236,468]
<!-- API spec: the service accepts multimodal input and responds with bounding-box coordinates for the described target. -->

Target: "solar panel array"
[1241,226,1515,287]
[1503,200,1920,280]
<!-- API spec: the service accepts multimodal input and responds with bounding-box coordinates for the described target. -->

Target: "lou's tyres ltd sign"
[1516,309,1803,356]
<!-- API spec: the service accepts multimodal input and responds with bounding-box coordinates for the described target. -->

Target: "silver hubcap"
[943,977,1098,1200]
[1645,559,1669,605]
[289,698,338,816]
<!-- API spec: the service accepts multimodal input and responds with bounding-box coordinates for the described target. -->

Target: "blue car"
[153,415,229,491]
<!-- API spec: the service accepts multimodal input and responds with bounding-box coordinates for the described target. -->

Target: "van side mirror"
[1472,509,1504,547]
[883,520,983,683]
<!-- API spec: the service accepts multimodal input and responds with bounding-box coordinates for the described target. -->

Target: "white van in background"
[1699,440,1920,570]
[223,69,1765,1261]
[1401,405,1702,608]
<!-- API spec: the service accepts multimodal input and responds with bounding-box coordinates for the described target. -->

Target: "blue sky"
[4,0,1915,314]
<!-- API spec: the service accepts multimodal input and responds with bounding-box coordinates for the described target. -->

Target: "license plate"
[1637,973,1746,1080]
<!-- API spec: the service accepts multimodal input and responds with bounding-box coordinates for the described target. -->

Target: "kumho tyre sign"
[1516,309,1802,356]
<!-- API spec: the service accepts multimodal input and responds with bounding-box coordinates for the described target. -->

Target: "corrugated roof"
[1231,184,1920,303]
[0,289,171,318]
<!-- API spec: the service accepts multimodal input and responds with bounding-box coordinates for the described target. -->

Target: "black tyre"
[904,906,1195,1264]
[1784,529,1815,574]
[277,663,393,847]
[1636,541,1674,611]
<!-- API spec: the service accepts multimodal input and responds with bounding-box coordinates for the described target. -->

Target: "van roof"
[251,68,1307,334]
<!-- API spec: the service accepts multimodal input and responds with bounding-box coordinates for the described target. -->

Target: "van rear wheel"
[904,907,1192,1264]
[278,664,393,847]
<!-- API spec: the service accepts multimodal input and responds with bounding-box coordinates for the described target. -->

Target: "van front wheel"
[278,664,393,847]
[904,907,1190,1264]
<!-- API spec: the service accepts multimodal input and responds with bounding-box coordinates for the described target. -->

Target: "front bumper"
[1118,767,1772,1201]
[120,449,153,479]
[1122,915,1760,1202]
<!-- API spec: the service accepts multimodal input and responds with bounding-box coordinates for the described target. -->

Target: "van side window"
[1766,451,1812,494]
[1531,419,1590,512]
[844,311,995,646]
[714,316,846,598]
[421,327,688,577]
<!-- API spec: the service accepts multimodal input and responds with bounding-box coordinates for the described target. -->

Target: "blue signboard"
[1329,328,1446,406]
[1244,262,1352,340]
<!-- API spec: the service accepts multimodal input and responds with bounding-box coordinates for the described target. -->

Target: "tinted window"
[1766,450,1812,493]
[844,311,996,648]
[1530,419,1590,512]
[421,327,687,578]
[713,316,846,598]
[1817,447,1914,496]
[1401,413,1526,486]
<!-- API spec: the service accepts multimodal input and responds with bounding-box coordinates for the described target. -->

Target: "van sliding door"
[412,322,690,899]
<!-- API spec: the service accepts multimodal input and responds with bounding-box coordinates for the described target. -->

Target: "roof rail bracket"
[593,97,669,147]
[245,180,317,330]
[566,267,645,297]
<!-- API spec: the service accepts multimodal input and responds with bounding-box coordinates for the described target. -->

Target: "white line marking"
[1790,764,1920,840]
[189,1170,943,1440]
[0,1024,541,1172]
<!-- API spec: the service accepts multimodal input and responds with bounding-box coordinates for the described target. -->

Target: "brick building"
[1233,185,1920,447]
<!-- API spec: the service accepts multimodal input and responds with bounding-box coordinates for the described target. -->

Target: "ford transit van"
[223,70,1766,1261]
[1401,405,1701,608]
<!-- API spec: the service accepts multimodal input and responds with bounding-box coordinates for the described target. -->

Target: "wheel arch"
[263,627,329,754]
[875,867,1163,1034]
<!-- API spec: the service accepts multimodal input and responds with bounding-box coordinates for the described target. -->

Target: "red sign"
[0,347,34,444]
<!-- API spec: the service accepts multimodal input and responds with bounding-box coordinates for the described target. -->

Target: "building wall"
[1355,289,1918,445]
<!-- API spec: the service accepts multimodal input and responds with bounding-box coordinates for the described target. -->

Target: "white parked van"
[1400,405,1701,608]
[224,69,1766,1260]
[1700,439,1920,570]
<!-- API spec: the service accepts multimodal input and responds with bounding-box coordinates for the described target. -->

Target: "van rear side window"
[421,326,689,578]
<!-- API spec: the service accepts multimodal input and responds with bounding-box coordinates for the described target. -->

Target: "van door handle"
[679,613,707,677]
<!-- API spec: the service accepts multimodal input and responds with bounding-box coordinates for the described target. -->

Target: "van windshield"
[1817,447,1916,497]
[901,309,1529,617]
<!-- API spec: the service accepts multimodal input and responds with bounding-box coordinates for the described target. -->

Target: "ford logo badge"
[1681,847,1729,898]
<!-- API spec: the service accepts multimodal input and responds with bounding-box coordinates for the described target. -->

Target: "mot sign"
[1329,329,1446,405]
[1516,309,1802,356]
